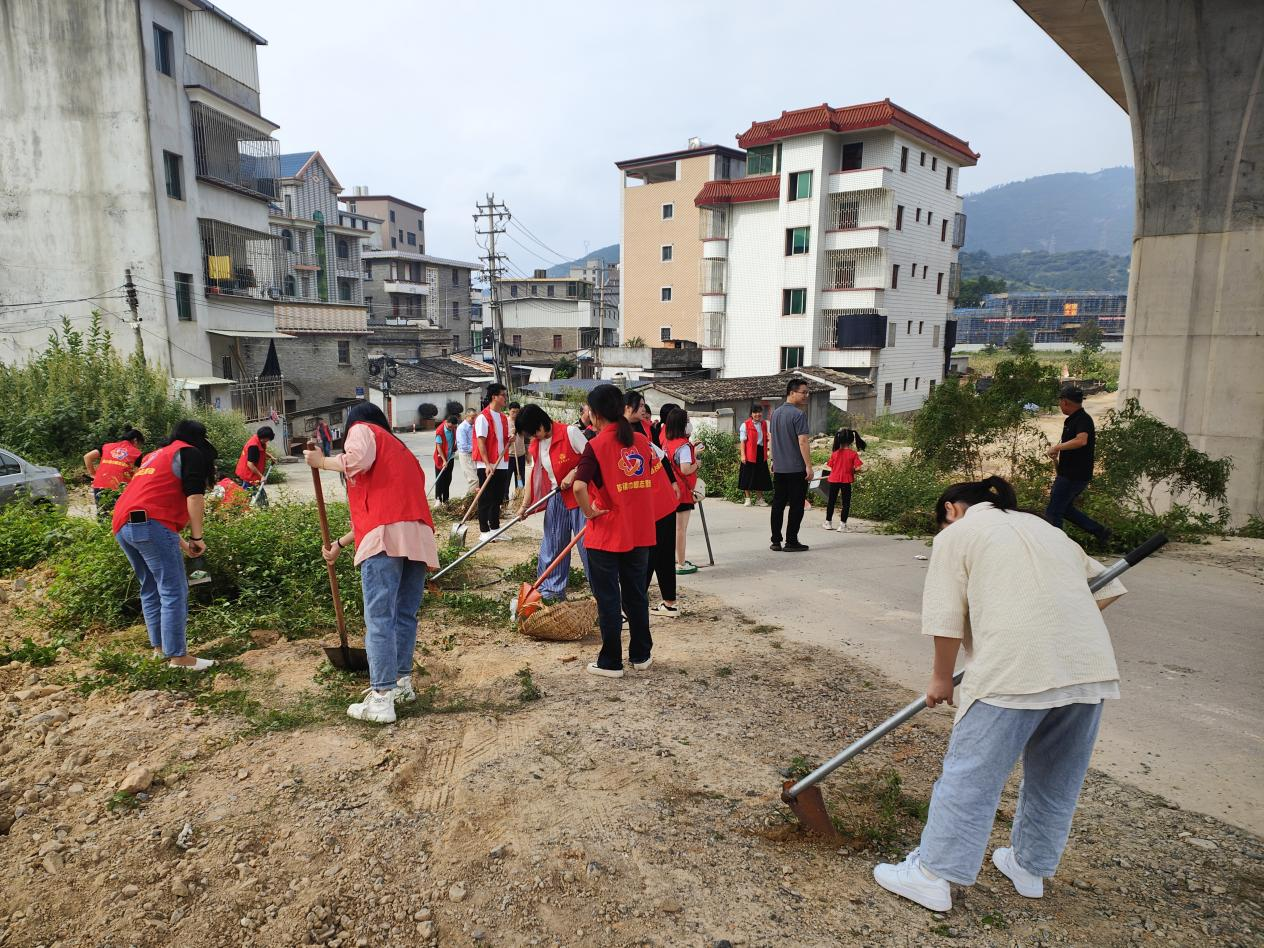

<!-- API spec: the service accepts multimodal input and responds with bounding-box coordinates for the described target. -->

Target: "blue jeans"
[360,553,427,693]
[919,700,1104,885]
[115,520,188,657]
[1045,475,1106,538]
[587,547,651,671]
[537,493,589,600]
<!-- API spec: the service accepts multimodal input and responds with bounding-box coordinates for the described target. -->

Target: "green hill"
[960,249,1131,293]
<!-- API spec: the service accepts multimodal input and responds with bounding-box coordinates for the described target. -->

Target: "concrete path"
[273,430,1264,833]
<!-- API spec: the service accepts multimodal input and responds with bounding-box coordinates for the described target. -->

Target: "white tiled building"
[694,100,977,415]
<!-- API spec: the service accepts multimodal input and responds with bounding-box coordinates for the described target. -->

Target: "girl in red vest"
[823,428,866,531]
[572,384,657,678]
[514,405,591,600]
[84,427,145,513]
[663,408,701,575]
[111,420,217,670]
[624,392,682,616]
[738,405,772,506]
[305,402,438,724]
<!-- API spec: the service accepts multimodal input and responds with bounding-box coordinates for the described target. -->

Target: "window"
[451,269,459,285]
[660,326,672,342]
[553,334,563,350]
[0,453,20,477]
[907,320,913,334]
[407,232,416,246]
[927,212,933,227]
[915,377,920,389]
[747,144,781,175]
[932,157,938,171]
[174,272,193,320]
[789,171,812,201]
[661,286,672,302]
[546,285,555,297]
[900,146,909,172]
[916,207,921,223]
[946,167,954,190]
[895,205,904,230]
[929,379,937,394]
[284,194,292,215]
[780,346,804,371]
[337,340,351,364]
[301,276,310,297]
[661,244,673,262]
[887,322,897,347]
[840,142,863,171]
[933,324,941,347]
[942,220,950,242]
[364,261,372,278]
[162,151,183,199]
[451,300,460,319]
[283,274,296,297]
[923,267,928,280]
[153,24,173,76]
[222,356,233,381]
[891,264,900,289]
[452,334,460,351]
[510,285,518,297]
[531,284,539,295]
[336,238,349,259]
[919,320,924,334]
[936,272,944,294]
[365,295,372,314]
[911,264,918,278]
[883,383,893,406]
[920,151,926,166]
[397,229,403,243]
[785,227,810,255]
[390,237,396,248]
[661,203,674,220]
[280,229,294,252]
[389,210,396,222]
[512,334,523,347]
[566,282,578,297]
[338,279,351,302]
[903,378,909,391]
[782,288,807,315]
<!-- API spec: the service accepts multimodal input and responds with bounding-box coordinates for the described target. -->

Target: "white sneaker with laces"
[650,603,679,618]
[743,498,752,507]
[631,656,653,670]
[821,520,835,531]
[873,848,952,911]
[393,676,417,704]
[478,531,494,543]
[838,521,849,532]
[992,847,1044,898]
[347,688,397,723]
[586,663,624,679]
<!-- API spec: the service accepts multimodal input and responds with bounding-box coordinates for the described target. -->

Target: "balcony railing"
[699,207,729,240]
[199,218,282,301]
[702,312,725,348]
[191,103,279,200]
[948,262,962,300]
[700,258,726,295]
[828,189,892,230]
[824,248,885,289]
[952,212,968,249]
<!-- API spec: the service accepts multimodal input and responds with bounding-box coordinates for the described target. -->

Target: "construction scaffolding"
[953,292,1128,345]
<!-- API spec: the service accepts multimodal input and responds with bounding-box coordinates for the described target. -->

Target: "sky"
[241,0,1133,272]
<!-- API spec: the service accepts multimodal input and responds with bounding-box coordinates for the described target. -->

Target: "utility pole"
[593,261,604,380]
[474,195,511,392]
[124,268,144,359]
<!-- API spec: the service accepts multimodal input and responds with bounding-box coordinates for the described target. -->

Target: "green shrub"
[694,427,742,501]
[867,413,913,443]
[849,459,952,536]
[1238,516,1264,540]
[0,500,97,576]
[504,553,586,590]
[46,521,138,631]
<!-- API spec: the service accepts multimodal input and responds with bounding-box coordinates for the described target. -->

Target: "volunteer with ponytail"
[305,402,438,724]
[84,427,146,512]
[822,428,865,531]
[662,408,700,575]
[112,420,218,670]
[874,475,1126,913]
[572,384,657,678]
[515,404,591,601]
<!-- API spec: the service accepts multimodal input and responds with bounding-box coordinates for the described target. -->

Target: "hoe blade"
[782,781,841,840]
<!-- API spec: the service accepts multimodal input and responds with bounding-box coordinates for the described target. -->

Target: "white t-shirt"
[673,444,694,468]
[474,411,510,470]
[738,422,763,446]
[539,426,590,489]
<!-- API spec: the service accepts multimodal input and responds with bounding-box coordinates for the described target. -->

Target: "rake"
[781,532,1169,839]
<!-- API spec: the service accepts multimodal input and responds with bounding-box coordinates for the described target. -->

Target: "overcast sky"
[243,0,1133,271]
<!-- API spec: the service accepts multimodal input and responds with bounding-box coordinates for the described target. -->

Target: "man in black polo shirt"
[1045,386,1111,546]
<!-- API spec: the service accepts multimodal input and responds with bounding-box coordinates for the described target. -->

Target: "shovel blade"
[781,781,841,840]
[515,582,543,621]
[323,643,370,674]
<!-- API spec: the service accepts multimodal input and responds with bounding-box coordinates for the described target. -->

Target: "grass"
[716,665,733,678]
[75,649,244,696]
[979,912,1009,930]
[516,665,542,702]
[0,636,68,667]
[832,768,930,853]
[504,554,587,590]
[784,754,817,781]
[107,791,142,811]
[436,591,510,627]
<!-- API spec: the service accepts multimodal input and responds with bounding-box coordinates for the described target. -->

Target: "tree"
[418,403,439,421]
[553,356,577,380]
[1006,329,1034,356]
[1075,319,1104,353]
[956,274,1007,307]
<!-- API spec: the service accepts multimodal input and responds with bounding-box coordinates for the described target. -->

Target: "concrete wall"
[1106,0,1264,521]
[238,334,369,412]
[0,0,166,366]
[368,387,474,429]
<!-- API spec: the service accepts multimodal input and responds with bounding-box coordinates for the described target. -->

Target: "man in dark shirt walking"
[768,378,814,552]
[1045,386,1111,547]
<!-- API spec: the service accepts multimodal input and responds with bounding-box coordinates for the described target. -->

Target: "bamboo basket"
[519,598,598,642]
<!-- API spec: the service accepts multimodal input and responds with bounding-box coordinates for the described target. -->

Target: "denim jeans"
[587,547,651,671]
[919,700,1104,885]
[115,519,188,657]
[1045,475,1106,538]
[537,493,590,600]
[360,553,428,693]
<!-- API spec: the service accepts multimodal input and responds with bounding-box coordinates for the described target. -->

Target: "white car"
[0,449,69,510]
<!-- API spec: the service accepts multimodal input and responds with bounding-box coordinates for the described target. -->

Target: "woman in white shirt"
[874,476,1126,913]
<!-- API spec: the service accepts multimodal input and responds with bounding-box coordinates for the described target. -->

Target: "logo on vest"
[617,448,645,478]
[109,446,131,462]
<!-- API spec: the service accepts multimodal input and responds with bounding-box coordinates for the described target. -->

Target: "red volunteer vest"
[433,421,450,468]
[528,423,582,510]
[584,426,657,553]
[471,408,506,465]
[346,425,434,544]
[742,419,769,463]
[216,477,250,508]
[235,434,267,484]
[112,441,193,534]
[92,440,142,490]
[664,436,698,495]
[648,447,678,521]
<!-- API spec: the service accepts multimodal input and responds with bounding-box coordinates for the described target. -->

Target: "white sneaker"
[169,657,215,672]
[347,688,397,723]
[631,656,653,670]
[650,603,679,618]
[838,521,849,532]
[478,531,494,543]
[393,676,417,704]
[821,520,835,531]
[992,847,1043,898]
[586,663,624,679]
[873,848,952,912]
[743,498,752,507]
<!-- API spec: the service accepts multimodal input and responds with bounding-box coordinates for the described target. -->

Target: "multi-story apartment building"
[954,291,1127,346]
[496,273,618,376]
[694,100,977,414]
[616,141,746,348]
[0,0,288,418]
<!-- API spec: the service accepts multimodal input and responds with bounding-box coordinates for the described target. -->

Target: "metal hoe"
[450,444,511,547]
[696,500,716,567]
[429,487,559,584]
[781,532,1170,839]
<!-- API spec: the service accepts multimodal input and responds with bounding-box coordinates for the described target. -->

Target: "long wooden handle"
[310,454,349,649]
[457,441,512,526]
[527,525,588,598]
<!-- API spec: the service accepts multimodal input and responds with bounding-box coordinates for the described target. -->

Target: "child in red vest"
[662,408,701,575]
[823,428,865,531]
[305,402,438,724]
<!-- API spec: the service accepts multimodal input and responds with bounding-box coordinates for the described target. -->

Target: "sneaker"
[675,561,698,575]
[821,520,835,531]
[393,676,417,704]
[743,497,752,507]
[478,531,494,543]
[631,655,653,670]
[873,848,952,912]
[168,657,215,672]
[838,521,849,532]
[586,663,624,679]
[770,542,783,552]
[650,603,679,618]
[784,542,810,552]
[992,847,1043,898]
[347,688,397,723]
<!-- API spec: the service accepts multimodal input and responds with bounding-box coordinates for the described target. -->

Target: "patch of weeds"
[437,591,509,627]
[979,913,1008,930]
[769,641,783,649]
[505,554,586,590]
[929,924,952,937]
[716,665,733,678]
[748,624,780,636]
[0,636,70,667]
[516,665,542,702]
[199,689,336,733]
[783,754,817,781]
[436,632,459,652]
[832,768,929,854]
[107,791,141,812]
